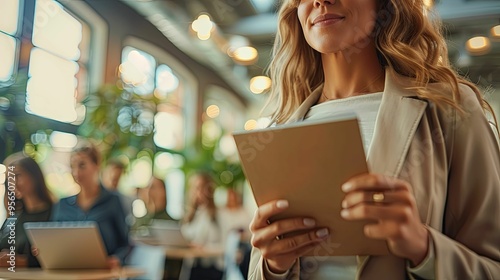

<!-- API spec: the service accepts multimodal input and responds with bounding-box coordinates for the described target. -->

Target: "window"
[0,0,22,85]
[120,46,185,150]
[25,0,89,123]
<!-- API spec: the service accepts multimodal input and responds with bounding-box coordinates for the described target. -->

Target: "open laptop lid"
[149,220,190,247]
[24,221,108,270]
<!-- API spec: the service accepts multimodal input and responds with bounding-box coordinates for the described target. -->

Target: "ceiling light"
[465,36,491,55]
[244,119,257,131]
[250,76,271,94]
[233,46,258,64]
[192,14,214,41]
[206,105,220,118]
[491,25,500,39]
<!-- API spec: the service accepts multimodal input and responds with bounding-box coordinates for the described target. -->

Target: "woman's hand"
[341,174,429,266]
[249,200,330,274]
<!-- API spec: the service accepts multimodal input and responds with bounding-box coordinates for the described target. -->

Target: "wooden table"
[133,236,224,259]
[0,267,144,279]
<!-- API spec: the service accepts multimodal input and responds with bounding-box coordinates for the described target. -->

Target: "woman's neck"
[321,42,385,100]
[79,182,101,199]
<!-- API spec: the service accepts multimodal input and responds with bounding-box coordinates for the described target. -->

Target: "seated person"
[0,155,53,267]
[132,177,175,233]
[102,159,134,227]
[146,177,174,221]
[51,143,130,267]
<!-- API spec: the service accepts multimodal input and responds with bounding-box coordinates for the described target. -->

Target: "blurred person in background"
[51,143,130,268]
[102,159,134,227]
[182,172,223,280]
[0,155,53,267]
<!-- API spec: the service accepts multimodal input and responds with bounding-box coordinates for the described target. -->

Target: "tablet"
[233,115,389,256]
[24,221,108,269]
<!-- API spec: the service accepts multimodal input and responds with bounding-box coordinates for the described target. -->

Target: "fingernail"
[341,209,349,218]
[303,218,315,227]
[316,228,329,238]
[341,200,347,208]
[276,200,289,209]
[341,183,352,192]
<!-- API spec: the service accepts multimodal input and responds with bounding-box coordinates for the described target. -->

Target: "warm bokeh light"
[120,50,154,86]
[250,76,272,94]
[192,14,214,40]
[120,47,156,95]
[0,33,16,82]
[466,36,491,55]
[219,135,238,157]
[154,112,183,149]
[156,64,179,94]
[33,0,82,61]
[491,25,500,39]
[26,48,79,122]
[49,131,77,151]
[423,0,433,9]
[244,119,258,130]
[0,0,20,35]
[206,105,220,118]
[132,199,148,218]
[233,46,258,63]
[131,158,153,188]
[155,152,174,170]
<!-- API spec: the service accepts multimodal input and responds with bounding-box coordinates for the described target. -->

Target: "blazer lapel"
[366,70,428,176]
[284,87,322,124]
[358,70,428,279]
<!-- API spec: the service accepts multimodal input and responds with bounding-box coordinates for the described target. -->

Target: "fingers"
[342,189,416,209]
[250,200,289,231]
[341,204,414,222]
[258,228,330,260]
[342,174,410,193]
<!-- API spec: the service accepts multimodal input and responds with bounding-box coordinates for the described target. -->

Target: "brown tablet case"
[233,116,389,256]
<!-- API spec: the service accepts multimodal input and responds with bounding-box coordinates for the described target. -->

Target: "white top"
[305,92,383,156]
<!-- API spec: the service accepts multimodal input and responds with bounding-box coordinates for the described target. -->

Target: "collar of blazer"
[284,68,428,178]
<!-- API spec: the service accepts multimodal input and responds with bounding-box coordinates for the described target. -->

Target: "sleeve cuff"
[263,259,291,280]
[407,232,436,280]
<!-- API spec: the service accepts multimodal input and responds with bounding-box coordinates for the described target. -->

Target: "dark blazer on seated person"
[51,184,130,263]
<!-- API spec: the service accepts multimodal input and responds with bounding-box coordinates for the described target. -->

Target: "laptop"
[148,220,191,247]
[24,221,109,269]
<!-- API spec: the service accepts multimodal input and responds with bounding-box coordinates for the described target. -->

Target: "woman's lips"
[312,14,345,26]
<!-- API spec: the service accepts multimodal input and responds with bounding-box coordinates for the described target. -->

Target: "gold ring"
[372,192,385,203]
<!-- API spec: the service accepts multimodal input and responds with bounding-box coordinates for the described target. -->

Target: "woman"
[51,144,130,267]
[182,172,220,247]
[248,0,500,279]
[0,155,53,267]
[181,172,223,280]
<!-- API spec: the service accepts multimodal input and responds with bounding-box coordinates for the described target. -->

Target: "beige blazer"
[248,69,500,279]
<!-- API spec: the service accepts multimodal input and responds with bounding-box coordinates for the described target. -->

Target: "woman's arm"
[431,85,500,278]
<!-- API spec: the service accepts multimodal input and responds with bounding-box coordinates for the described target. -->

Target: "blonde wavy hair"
[266,0,498,129]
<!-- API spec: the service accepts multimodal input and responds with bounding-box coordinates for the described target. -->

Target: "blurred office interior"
[0,0,499,254]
